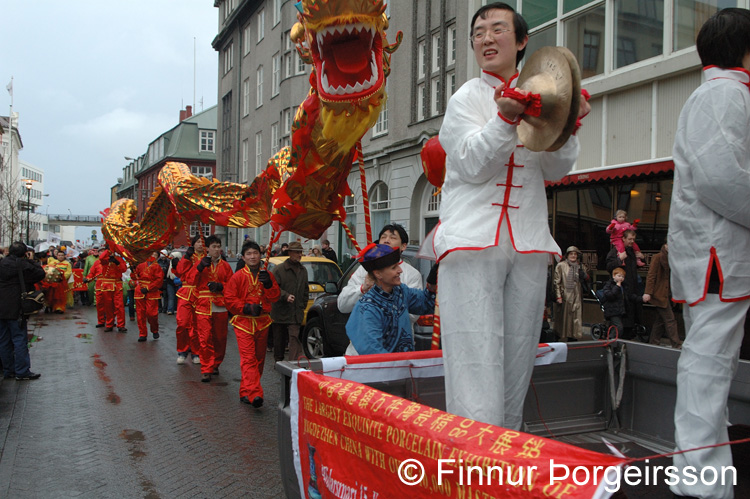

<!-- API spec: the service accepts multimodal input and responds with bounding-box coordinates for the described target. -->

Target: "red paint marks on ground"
[75,321,88,325]
[91,354,120,404]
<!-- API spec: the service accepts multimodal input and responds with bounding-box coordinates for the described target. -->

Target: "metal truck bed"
[276,340,750,498]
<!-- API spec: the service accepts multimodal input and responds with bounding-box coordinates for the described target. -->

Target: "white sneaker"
[177,354,187,365]
[192,355,201,364]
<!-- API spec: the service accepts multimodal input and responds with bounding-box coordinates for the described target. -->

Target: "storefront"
[547,160,674,282]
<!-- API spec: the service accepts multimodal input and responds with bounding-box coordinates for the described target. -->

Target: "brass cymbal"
[516,46,581,152]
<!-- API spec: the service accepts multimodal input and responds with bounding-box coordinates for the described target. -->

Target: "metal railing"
[48,214,101,223]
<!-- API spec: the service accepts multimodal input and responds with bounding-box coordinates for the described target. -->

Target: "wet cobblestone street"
[0,305,284,498]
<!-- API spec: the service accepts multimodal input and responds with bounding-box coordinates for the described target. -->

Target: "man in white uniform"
[668,9,750,499]
[428,3,588,430]
[338,223,422,315]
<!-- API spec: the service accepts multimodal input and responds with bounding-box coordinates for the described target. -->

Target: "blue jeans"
[0,318,32,377]
[164,280,176,313]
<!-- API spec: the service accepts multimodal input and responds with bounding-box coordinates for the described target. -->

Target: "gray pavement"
[0,305,285,498]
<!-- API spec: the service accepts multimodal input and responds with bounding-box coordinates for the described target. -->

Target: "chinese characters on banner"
[292,370,625,499]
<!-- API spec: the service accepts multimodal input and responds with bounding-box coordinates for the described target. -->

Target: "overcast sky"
[1,1,219,219]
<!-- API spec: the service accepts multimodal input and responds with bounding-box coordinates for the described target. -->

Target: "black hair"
[9,241,27,258]
[205,234,222,247]
[378,223,409,246]
[241,240,261,256]
[191,234,203,246]
[281,243,289,248]
[470,2,529,66]
[697,8,750,69]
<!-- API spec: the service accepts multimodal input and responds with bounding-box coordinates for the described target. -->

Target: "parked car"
[300,246,436,358]
[266,256,343,325]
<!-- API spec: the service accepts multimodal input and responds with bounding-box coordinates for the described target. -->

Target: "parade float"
[97,1,750,497]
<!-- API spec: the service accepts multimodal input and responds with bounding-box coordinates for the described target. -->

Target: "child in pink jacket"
[606,210,645,266]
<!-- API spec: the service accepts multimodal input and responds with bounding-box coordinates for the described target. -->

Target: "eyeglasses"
[471,26,514,43]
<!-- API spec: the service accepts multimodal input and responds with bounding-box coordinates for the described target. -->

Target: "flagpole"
[6,76,13,246]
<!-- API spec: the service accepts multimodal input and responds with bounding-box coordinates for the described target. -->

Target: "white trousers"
[671,294,749,499]
[439,233,547,430]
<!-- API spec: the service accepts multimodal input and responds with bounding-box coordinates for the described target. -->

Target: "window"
[257,9,265,42]
[371,182,391,232]
[431,33,441,72]
[242,78,250,116]
[243,24,252,55]
[272,53,281,96]
[524,1,557,29]
[431,77,441,116]
[273,0,281,26]
[447,26,456,65]
[424,185,441,239]
[446,71,456,102]
[564,6,605,78]
[296,51,306,74]
[615,0,663,69]
[343,195,357,252]
[255,132,263,177]
[221,92,232,172]
[674,0,735,52]
[223,43,234,75]
[242,139,249,180]
[373,85,388,136]
[271,122,279,155]
[200,130,215,152]
[283,108,292,136]
[223,0,236,21]
[417,83,426,121]
[256,66,264,107]
[526,26,557,67]
[418,40,426,79]
[190,221,211,238]
[191,166,213,179]
[285,52,293,78]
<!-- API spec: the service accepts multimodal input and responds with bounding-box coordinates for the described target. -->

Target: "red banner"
[71,269,88,292]
[292,370,625,498]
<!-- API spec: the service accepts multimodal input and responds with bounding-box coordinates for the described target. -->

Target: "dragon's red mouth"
[311,22,384,100]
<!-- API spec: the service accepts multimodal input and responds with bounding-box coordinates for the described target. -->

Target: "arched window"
[343,194,358,252]
[370,181,390,234]
[422,185,441,239]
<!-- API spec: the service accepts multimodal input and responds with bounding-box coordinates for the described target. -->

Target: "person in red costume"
[193,235,233,383]
[133,251,164,342]
[173,235,206,365]
[85,249,128,332]
[224,240,280,407]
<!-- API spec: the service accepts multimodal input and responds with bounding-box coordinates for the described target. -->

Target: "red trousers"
[235,326,269,400]
[136,298,159,337]
[196,312,228,374]
[175,298,201,355]
[96,289,125,328]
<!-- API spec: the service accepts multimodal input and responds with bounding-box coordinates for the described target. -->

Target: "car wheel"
[302,317,326,359]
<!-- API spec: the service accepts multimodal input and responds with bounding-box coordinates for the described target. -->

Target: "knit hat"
[357,243,401,272]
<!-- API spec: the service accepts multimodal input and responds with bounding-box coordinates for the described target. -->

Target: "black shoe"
[54,310,64,314]
[137,336,147,342]
[129,316,135,322]
[118,327,127,333]
[3,373,15,379]
[240,396,252,405]
[104,327,114,332]
[251,396,264,408]
[212,367,219,375]
[16,372,41,380]
[201,373,211,383]
[95,323,105,328]
[152,332,159,340]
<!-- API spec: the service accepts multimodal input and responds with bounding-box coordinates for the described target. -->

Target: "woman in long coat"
[553,246,589,341]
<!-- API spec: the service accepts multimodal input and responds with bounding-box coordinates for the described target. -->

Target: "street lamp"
[24,179,33,245]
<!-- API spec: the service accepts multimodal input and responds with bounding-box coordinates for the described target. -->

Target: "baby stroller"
[589,286,649,342]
